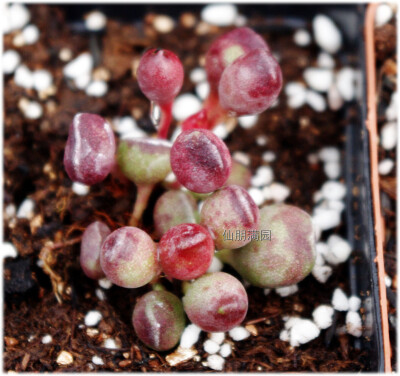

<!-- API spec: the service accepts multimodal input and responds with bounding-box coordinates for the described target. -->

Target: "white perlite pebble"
[72,182,90,196]
[98,278,113,289]
[375,3,393,27]
[229,326,250,341]
[346,311,362,337]
[293,29,311,46]
[8,4,31,32]
[201,4,238,26]
[319,146,340,162]
[210,332,225,345]
[2,242,18,258]
[203,339,220,354]
[378,159,394,175]
[3,50,21,74]
[234,14,247,27]
[14,65,33,89]
[17,198,35,219]
[63,52,94,79]
[180,324,202,349]
[348,296,361,312]
[332,288,349,311]
[233,151,250,166]
[104,338,119,349]
[190,67,207,83]
[86,80,108,97]
[380,122,397,150]
[213,124,228,140]
[153,15,175,33]
[41,334,52,344]
[385,275,392,287]
[315,242,328,265]
[321,181,346,201]
[251,166,274,187]
[248,188,264,206]
[285,82,306,97]
[287,90,306,109]
[308,153,320,165]
[207,354,225,371]
[22,24,39,44]
[33,70,53,91]
[195,81,210,100]
[336,67,355,102]
[312,209,341,231]
[219,343,232,358]
[172,94,202,121]
[290,319,320,347]
[279,329,290,342]
[85,11,107,31]
[59,48,73,62]
[312,305,334,329]
[207,256,223,273]
[325,234,352,265]
[275,284,298,297]
[385,92,397,121]
[303,68,334,93]
[317,52,335,69]
[312,264,333,283]
[238,115,258,129]
[57,351,74,365]
[256,135,268,146]
[92,355,104,365]
[324,161,341,179]
[5,204,16,219]
[95,288,106,301]
[313,190,323,203]
[24,101,43,120]
[327,84,344,111]
[262,151,276,163]
[312,14,342,54]
[74,74,91,90]
[114,116,138,135]
[269,182,290,202]
[306,90,326,112]
[85,311,102,327]
[263,288,271,296]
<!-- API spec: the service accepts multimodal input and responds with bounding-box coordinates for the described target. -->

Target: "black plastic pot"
[62,3,384,371]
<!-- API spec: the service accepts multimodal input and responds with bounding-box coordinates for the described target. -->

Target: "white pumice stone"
[325,235,352,265]
[314,223,322,242]
[303,68,334,93]
[203,339,220,354]
[172,94,202,121]
[59,48,73,62]
[385,275,392,287]
[86,80,108,97]
[114,116,137,135]
[312,264,333,283]
[307,153,319,165]
[287,90,306,109]
[74,74,91,90]
[41,335,52,344]
[57,351,74,365]
[63,52,94,79]
[251,166,274,187]
[234,14,247,27]
[72,182,90,196]
[233,151,250,166]
[5,204,16,219]
[95,288,106,301]
[324,161,341,179]
[318,146,340,162]
[293,29,311,46]
[336,67,355,101]
[238,114,258,129]
[262,186,273,201]
[85,11,107,31]
[210,332,225,345]
[312,208,341,231]
[219,343,232,358]
[201,4,238,26]
[321,181,346,201]
[195,81,210,100]
[17,198,35,219]
[33,69,53,91]
[180,324,202,349]
[312,14,342,54]
[269,182,290,202]
[120,128,148,140]
[256,135,268,146]
[348,296,362,312]
[263,288,271,296]
[327,199,345,213]
[284,316,302,329]
[3,50,21,74]
[315,251,325,267]
[378,159,394,175]
[289,319,320,347]
[312,305,334,329]
[275,284,298,297]
[98,278,113,289]
[332,288,349,311]
[207,354,225,371]
[279,329,290,342]
[229,326,250,341]
[380,122,397,150]
[327,84,344,111]
[305,90,326,112]
[346,311,362,337]
[14,65,33,89]
[213,124,228,140]
[22,24,39,44]
[84,310,102,327]
[207,256,223,273]
[164,171,177,183]
[375,3,393,27]
[104,338,119,349]
[8,4,31,31]
[262,151,276,163]
[316,242,329,263]
[285,82,306,97]
[385,92,397,121]
[248,187,264,206]
[92,355,104,365]
[317,52,335,69]
[24,101,43,119]
[2,242,18,258]
[313,190,323,203]
[153,15,175,33]
[190,67,207,83]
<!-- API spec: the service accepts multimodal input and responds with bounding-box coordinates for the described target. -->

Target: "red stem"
[129,183,155,227]
[157,102,173,139]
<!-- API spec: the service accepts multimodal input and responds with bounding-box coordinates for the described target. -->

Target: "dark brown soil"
[4,5,372,372]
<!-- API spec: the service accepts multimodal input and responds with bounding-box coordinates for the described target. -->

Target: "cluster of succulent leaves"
[65,27,316,352]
